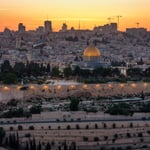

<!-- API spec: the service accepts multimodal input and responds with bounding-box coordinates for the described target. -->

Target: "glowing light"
[69,85,76,90]
[108,84,113,88]
[144,83,148,87]
[16,85,22,90]
[3,86,9,91]
[120,84,125,88]
[83,84,88,89]
[57,85,62,90]
[30,85,35,90]
[131,83,136,88]
[95,84,100,89]
[42,85,49,90]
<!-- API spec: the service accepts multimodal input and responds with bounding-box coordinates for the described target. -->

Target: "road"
[0,117,150,125]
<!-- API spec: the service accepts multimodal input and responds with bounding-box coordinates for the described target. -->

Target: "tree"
[76,124,80,129]
[13,62,26,77]
[106,103,133,116]
[37,142,41,150]
[126,133,131,138]
[1,60,12,73]
[69,142,76,150]
[94,137,99,141]
[67,125,71,130]
[95,124,98,129]
[63,67,72,78]
[46,64,51,73]
[2,73,18,84]
[127,68,142,78]
[18,125,23,130]
[103,123,107,129]
[45,142,51,150]
[112,123,116,128]
[30,105,42,114]
[85,124,89,129]
[130,122,133,128]
[10,126,14,131]
[83,136,88,141]
[0,127,5,145]
[24,141,29,150]
[70,97,80,111]
[51,66,60,77]
[29,126,34,130]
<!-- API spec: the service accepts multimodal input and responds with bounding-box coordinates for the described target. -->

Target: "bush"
[130,122,133,128]
[126,133,131,138]
[67,125,71,130]
[106,103,133,116]
[18,125,23,130]
[147,130,150,134]
[138,132,143,137]
[83,136,88,141]
[94,137,99,141]
[29,126,34,130]
[10,126,14,131]
[95,124,98,129]
[25,133,31,138]
[30,105,42,114]
[103,123,107,129]
[85,125,89,129]
[76,124,80,129]
[48,126,51,130]
[70,97,80,111]
[112,123,116,128]
[114,134,118,139]
[104,136,108,140]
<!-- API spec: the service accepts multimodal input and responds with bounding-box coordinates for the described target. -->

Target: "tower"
[16,36,21,49]
[18,23,26,33]
[44,20,52,33]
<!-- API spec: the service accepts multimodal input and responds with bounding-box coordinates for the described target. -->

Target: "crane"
[136,22,139,28]
[112,15,122,30]
[107,17,114,24]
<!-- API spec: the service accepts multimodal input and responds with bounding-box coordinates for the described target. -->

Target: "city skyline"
[0,0,150,31]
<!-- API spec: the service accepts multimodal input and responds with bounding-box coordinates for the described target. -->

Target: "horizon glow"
[0,0,150,31]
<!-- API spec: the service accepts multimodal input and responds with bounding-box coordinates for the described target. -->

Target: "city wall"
[0,82,149,103]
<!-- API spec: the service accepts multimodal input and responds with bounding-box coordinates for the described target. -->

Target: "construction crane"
[116,16,122,25]
[107,17,114,24]
[136,22,139,28]
[112,15,122,30]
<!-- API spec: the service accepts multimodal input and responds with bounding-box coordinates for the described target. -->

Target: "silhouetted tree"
[13,62,26,77]
[45,142,51,150]
[0,127,5,146]
[37,142,41,150]
[1,60,12,73]
[51,66,60,77]
[70,97,80,111]
[24,141,29,150]
[63,67,72,78]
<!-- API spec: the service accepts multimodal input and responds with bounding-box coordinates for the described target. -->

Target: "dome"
[83,45,101,57]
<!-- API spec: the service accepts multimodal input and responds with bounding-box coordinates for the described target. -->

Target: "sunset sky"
[0,0,150,31]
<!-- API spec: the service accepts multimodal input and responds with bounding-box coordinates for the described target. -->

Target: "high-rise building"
[18,23,26,33]
[61,23,67,32]
[36,26,44,34]
[44,20,52,33]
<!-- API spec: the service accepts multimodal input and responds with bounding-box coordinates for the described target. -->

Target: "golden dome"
[83,45,101,57]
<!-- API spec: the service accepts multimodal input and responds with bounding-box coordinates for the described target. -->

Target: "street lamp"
[95,84,100,89]
[83,84,88,90]
[120,83,125,96]
[3,86,10,91]
[69,85,76,90]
